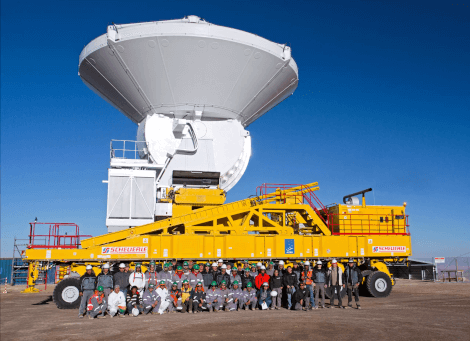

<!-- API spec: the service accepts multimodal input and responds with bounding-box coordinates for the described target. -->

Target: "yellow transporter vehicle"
[24,182,411,309]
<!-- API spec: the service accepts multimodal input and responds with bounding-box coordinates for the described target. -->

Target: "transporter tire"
[53,278,81,309]
[366,271,392,298]
[325,285,347,299]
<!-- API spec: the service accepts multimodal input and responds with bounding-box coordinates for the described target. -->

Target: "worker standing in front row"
[327,259,345,309]
[78,265,96,318]
[114,263,129,297]
[255,266,270,290]
[344,258,363,309]
[312,260,328,309]
[87,285,107,319]
[301,261,315,310]
[269,269,283,310]
[283,266,298,310]
[96,263,113,302]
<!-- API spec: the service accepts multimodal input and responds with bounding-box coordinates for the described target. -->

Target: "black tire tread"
[366,271,392,298]
[52,278,81,309]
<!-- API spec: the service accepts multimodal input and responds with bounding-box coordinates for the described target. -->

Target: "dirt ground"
[1,280,469,341]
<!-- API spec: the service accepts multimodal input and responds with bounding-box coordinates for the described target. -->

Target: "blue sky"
[1,0,469,258]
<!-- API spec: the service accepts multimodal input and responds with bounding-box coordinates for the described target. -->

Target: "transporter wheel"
[325,285,347,299]
[53,278,81,309]
[366,271,392,298]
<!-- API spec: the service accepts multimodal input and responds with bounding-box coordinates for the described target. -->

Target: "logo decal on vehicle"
[101,246,148,254]
[285,239,295,254]
[372,246,406,253]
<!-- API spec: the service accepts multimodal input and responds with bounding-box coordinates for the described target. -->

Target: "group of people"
[78,258,363,319]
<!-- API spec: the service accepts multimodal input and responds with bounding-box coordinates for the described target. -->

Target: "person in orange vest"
[300,261,315,309]
[87,285,107,319]
[255,265,270,290]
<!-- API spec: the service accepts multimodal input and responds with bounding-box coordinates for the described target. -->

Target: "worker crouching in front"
[142,283,160,314]
[206,281,222,312]
[127,286,143,316]
[87,286,107,319]
[257,282,272,310]
[191,282,207,313]
[293,282,309,311]
[181,280,193,313]
[241,282,257,310]
[228,280,243,311]
[108,284,126,318]
[168,282,182,313]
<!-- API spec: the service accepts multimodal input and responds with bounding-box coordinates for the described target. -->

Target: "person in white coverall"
[155,280,171,314]
[107,285,126,317]
[129,263,145,297]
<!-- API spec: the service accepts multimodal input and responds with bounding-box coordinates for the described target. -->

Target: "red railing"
[27,222,92,249]
[255,183,410,236]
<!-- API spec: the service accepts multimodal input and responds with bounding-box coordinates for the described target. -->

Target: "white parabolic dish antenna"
[79,16,299,191]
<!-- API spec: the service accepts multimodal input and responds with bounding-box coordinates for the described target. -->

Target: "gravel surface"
[1,279,469,340]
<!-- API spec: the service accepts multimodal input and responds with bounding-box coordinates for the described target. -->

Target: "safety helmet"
[269,261,274,265]
[148,284,155,288]
[332,259,338,264]
[119,263,125,268]
[212,263,218,267]
[211,281,217,286]
[221,280,226,285]
[196,282,203,286]
[218,259,223,263]
[257,262,262,267]
[317,261,323,265]
[233,280,239,285]
[193,264,200,270]
[270,291,278,297]
[247,282,253,288]
[149,261,155,266]
[97,286,104,292]
[172,282,178,286]
[103,263,110,269]
[132,308,139,317]
[348,258,354,263]
[205,262,211,267]
[163,263,169,268]
[262,282,269,287]
[304,261,310,266]
[232,267,237,272]
[183,261,189,266]
[86,265,93,270]
[245,267,250,272]
[135,263,141,268]
[279,260,285,265]
[177,266,183,271]
[260,265,266,270]
[182,279,189,284]
[221,264,227,269]
[244,260,249,263]
[159,280,165,285]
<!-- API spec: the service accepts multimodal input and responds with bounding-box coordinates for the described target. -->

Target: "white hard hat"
[218,259,223,263]
[103,263,110,269]
[257,262,262,267]
[212,263,218,267]
[132,308,139,317]
[332,259,338,264]
[304,261,310,266]
[221,264,227,269]
[86,265,92,270]
[119,263,125,268]
[260,265,266,270]
[278,260,284,265]
[262,282,269,286]
[270,290,278,297]
[317,261,322,265]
